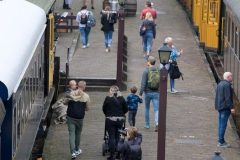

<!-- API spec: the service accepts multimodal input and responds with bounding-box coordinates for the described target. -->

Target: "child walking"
[126,86,143,126]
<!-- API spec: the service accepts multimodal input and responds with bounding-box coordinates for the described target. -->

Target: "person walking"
[215,72,235,148]
[140,12,156,58]
[140,1,157,21]
[64,80,90,159]
[117,127,142,160]
[63,0,72,9]
[165,37,183,93]
[83,0,94,9]
[102,85,128,160]
[126,86,142,126]
[101,6,117,52]
[139,56,160,132]
[76,5,93,49]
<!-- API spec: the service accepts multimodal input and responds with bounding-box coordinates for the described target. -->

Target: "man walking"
[215,72,235,148]
[139,56,160,132]
[65,81,90,159]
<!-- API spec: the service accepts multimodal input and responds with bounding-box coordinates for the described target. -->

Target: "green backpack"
[147,68,160,90]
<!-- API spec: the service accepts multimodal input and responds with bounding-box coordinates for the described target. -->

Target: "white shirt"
[76,9,89,28]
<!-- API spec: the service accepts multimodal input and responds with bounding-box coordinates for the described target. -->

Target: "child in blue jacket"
[126,86,143,126]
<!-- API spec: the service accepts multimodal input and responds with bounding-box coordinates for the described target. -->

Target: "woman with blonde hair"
[140,12,156,59]
[102,85,128,160]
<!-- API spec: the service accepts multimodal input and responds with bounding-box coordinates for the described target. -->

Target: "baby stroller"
[102,118,126,157]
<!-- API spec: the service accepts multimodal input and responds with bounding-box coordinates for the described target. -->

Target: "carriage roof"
[224,0,240,25]
[0,0,46,100]
[27,0,56,13]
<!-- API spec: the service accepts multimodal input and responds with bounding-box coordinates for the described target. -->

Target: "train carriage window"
[35,60,38,94]
[231,21,234,48]
[235,27,239,56]
[12,105,17,156]
[238,28,240,60]
[227,14,231,42]
[17,97,22,146]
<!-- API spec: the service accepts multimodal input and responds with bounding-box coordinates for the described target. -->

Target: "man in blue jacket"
[215,72,235,148]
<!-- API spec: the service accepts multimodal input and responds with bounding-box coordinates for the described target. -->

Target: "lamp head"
[158,43,172,66]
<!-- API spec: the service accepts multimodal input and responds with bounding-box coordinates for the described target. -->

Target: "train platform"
[43,0,240,159]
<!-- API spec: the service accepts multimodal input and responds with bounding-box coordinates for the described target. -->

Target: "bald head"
[223,72,232,82]
[69,80,77,90]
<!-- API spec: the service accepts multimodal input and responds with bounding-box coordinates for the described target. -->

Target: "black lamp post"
[157,43,171,160]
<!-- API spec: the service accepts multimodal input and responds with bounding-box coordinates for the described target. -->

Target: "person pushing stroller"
[102,85,128,160]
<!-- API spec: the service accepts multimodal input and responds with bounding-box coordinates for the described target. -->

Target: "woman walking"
[101,6,117,52]
[140,12,156,59]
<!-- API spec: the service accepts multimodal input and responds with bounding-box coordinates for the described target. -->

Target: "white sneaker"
[82,45,86,49]
[105,48,109,52]
[217,142,231,148]
[86,43,90,47]
[170,90,177,94]
[74,149,82,156]
[71,152,77,159]
[173,88,178,93]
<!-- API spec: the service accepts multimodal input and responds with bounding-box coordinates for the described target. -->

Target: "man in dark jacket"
[65,81,90,159]
[215,72,234,148]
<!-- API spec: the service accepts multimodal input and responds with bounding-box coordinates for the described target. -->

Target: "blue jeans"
[218,109,231,144]
[143,30,153,53]
[128,110,137,126]
[104,31,113,48]
[170,78,175,91]
[144,92,159,126]
[79,27,91,45]
[67,116,83,154]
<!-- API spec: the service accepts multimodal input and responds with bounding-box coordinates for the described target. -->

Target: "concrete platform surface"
[43,0,240,159]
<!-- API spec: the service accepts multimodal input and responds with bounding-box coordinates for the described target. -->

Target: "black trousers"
[106,118,124,153]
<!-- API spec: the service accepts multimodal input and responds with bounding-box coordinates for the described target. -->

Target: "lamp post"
[157,43,172,160]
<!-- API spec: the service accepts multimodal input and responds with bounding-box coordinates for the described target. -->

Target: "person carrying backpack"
[117,127,142,160]
[139,56,160,132]
[76,5,93,49]
[100,6,117,52]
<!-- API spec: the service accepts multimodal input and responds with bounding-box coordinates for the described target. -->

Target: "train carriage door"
[193,0,202,30]
[44,13,55,96]
[48,13,55,92]
[200,0,208,46]
[206,0,220,50]
[219,1,225,55]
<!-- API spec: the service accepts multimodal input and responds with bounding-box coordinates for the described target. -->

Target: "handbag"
[139,24,146,36]
[169,61,184,80]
